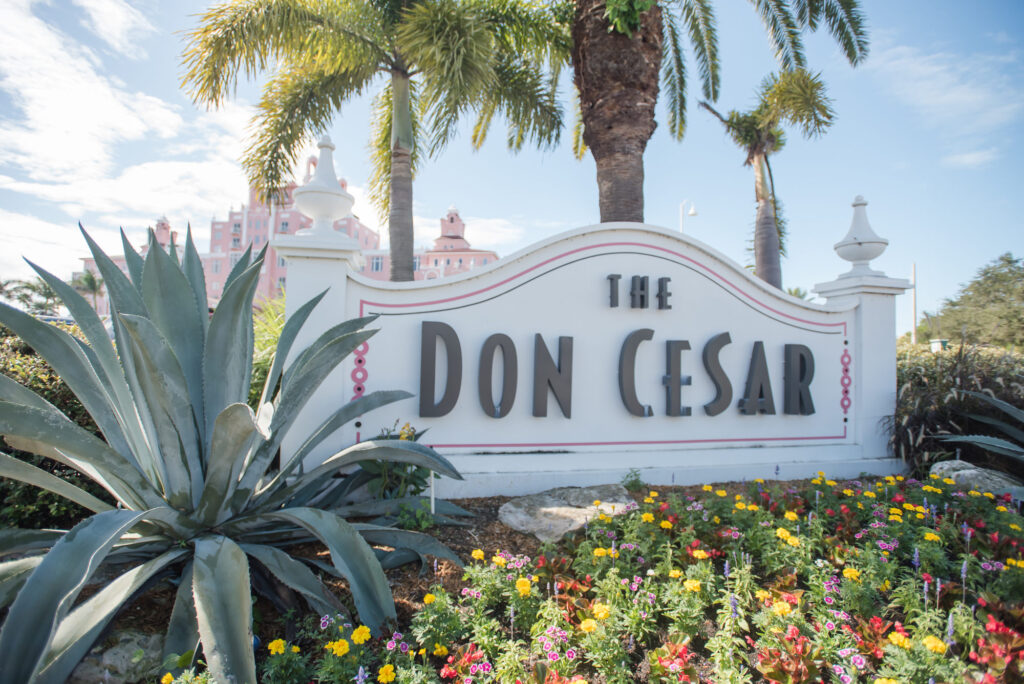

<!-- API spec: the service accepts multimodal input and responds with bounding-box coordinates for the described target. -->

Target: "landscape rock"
[69,629,164,684]
[930,460,1023,495]
[498,484,634,543]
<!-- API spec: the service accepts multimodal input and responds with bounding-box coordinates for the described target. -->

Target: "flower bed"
[169,474,1024,683]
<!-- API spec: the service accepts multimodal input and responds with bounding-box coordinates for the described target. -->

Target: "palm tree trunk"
[752,153,782,288]
[389,71,415,282]
[572,0,662,223]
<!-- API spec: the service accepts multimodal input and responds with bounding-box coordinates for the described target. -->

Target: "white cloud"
[0,208,122,280]
[868,43,1024,140]
[941,147,999,168]
[71,0,156,58]
[0,0,182,182]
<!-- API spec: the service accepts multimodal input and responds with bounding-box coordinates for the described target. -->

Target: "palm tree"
[700,69,834,288]
[71,270,104,311]
[10,277,61,316]
[184,0,567,281]
[571,0,866,223]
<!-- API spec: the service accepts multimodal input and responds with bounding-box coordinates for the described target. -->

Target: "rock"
[69,629,165,684]
[498,484,634,543]
[929,460,1023,495]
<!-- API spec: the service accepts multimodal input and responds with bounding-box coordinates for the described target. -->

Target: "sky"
[0,0,1021,337]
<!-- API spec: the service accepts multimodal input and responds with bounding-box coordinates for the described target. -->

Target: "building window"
[482,258,488,265]
[446,258,450,266]
[213,229,221,240]
[413,256,420,271]
[434,259,438,267]
[280,221,288,232]
[231,237,241,248]
[457,258,463,266]
[232,223,241,234]
[470,258,475,267]
[212,261,221,274]
[278,256,286,267]
[230,254,241,267]
[450,216,455,223]
[277,277,286,291]
[213,282,221,291]
[371,256,384,272]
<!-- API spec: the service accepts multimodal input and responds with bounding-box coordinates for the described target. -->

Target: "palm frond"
[661,12,688,140]
[367,81,423,222]
[244,61,378,203]
[471,54,563,152]
[816,0,869,65]
[571,90,587,160]
[680,0,719,101]
[759,69,834,138]
[748,0,806,70]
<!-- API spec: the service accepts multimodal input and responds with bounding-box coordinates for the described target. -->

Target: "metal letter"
[663,340,692,416]
[607,274,622,307]
[783,343,815,415]
[738,341,776,415]
[533,335,573,418]
[619,328,654,417]
[630,276,649,309]
[419,321,462,417]
[657,277,672,310]
[478,334,518,418]
[702,332,732,416]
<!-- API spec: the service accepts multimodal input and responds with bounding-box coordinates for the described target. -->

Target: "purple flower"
[469,664,479,675]
[481,662,492,673]
[841,676,852,684]
[548,652,560,662]
[912,547,920,568]
[824,595,835,605]
[825,621,836,630]
[386,640,396,650]
[724,560,730,579]
[982,562,993,571]
[320,615,333,630]
[354,666,368,684]
[566,649,577,660]
[851,654,866,669]
[833,665,844,675]
[400,642,409,653]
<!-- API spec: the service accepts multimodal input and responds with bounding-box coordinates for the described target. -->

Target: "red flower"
[440,665,457,679]
[891,493,905,504]
[921,572,933,584]
[825,509,836,517]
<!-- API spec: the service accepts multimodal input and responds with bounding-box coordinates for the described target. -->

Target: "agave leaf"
[80,225,147,317]
[249,508,395,629]
[256,289,328,410]
[196,403,263,526]
[278,317,379,405]
[182,226,210,335]
[334,496,474,519]
[193,535,257,684]
[119,314,203,508]
[163,561,199,675]
[376,547,422,570]
[262,440,461,512]
[967,413,1024,445]
[141,235,207,449]
[942,434,1024,460]
[0,401,162,510]
[222,243,254,292]
[0,451,113,514]
[354,523,463,567]
[34,549,188,684]
[0,508,146,683]
[256,390,412,502]
[959,389,1024,425]
[0,529,64,559]
[0,301,133,459]
[120,228,145,289]
[0,556,43,609]
[241,543,346,616]
[204,258,262,440]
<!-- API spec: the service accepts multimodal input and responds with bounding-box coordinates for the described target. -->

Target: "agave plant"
[0,227,462,683]
[941,390,1024,465]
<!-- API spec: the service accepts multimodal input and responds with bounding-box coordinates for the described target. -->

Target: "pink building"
[80,167,497,314]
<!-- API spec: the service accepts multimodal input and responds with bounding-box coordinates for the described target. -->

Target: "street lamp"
[679,200,697,232]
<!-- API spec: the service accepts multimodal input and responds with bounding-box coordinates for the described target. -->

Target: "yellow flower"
[433,643,448,656]
[747,504,760,511]
[268,638,286,655]
[516,577,532,597]
[776,527,791,540]
[902,503,915,511]
[423,593,436,604]
[609,548,619,558]
[811,478,822,485]
[755,478,765,483]
[916,513,925,520]
[1011,523,1022,532]
[668,569,682,578]
[683,579,701,592]
[842,488,854,496]
[702,484,713,492]
[942,477,955,485]
[984,492,995,499]
[922,635,948,654]
[735,502,747,510]
[843,567,861,582]
[818,471,826,478]
[787,536,801,547]
[997,505,1008,513]
[592,602,611,620]
[378,663,396,683]
[641,512,655,523]
[896,476,904,481]
[889,507,903,516]
[326,639,350,657]
[773,602,792,616]
[643,497,654,504]
[924,532,941,542]
[492,555,507,567]
[930,473,939,479]
[594,547,607,557]
[649,491,659,498]
[755,589,771,601]
[878,579,892,592]
[715,489,727,497]
[598,513,610,522]
[735,493,743,500]
[351,625,371,644]
[580,618,597,633]
[889,515,903,522]
[887,631,911,649]
[660,520,673,530]
[471,549,484,561]
[291,645,300,653]
[826,480,837,486]
[713,516,720,524]
[874,679,899,684]
[593,499,601,506]
[863,490,876,498]
[969,490,981,497]
[161,674,174,684]
[784,511,799,521]
[692,549,709,560]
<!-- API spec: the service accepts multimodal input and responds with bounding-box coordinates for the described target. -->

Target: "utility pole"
[911,263,917,344]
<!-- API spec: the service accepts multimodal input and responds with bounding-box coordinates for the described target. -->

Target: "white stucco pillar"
[813,196,910,462]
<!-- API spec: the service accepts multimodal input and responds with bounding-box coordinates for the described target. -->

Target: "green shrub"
[0,324,112,528]
[889,341,1024,476]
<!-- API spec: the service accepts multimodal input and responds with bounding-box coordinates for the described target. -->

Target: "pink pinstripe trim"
[359,241,848,334]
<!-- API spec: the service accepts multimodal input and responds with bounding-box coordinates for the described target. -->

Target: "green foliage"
[0,324,112,529]
[396,501,437,532]
[620,467,645,493]
[888,341,1024,476]
[918,253,1024,348]
[0,228,462,683]
[249,295,286,409]
[603,0,657,36]
[942,390,1024,466]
